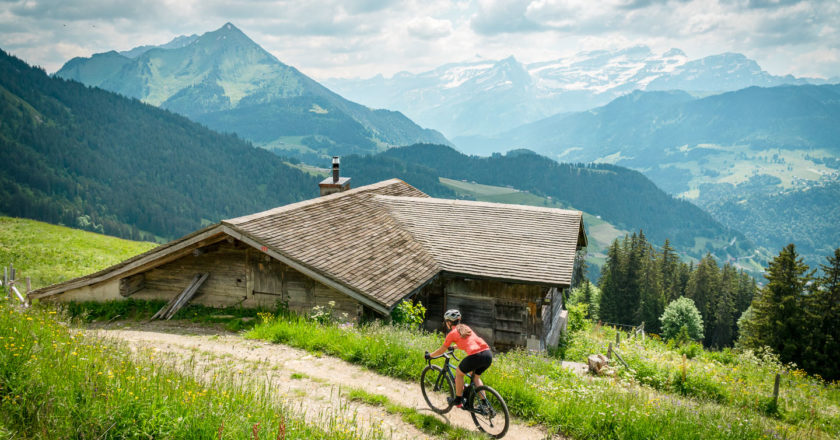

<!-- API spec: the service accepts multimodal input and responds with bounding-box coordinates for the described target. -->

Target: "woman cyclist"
[425,309,493,409]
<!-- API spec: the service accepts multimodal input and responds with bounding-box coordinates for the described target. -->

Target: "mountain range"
[0,48,319,240]
[455,84,840,269]
[1,48,765,278]
[324,46,835,138]
[56,23,449,162]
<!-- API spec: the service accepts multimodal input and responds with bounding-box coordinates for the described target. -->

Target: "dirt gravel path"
[89,322,560,440]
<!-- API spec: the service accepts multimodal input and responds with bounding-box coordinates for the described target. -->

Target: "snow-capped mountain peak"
[323,45,824,138]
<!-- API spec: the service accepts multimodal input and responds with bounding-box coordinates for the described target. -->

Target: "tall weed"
[0,303,386,439]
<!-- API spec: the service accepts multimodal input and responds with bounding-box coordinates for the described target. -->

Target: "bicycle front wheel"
[420,365,455,414]
[469,385,510,438]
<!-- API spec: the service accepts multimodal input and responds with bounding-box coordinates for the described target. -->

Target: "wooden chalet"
[30,175,587,351]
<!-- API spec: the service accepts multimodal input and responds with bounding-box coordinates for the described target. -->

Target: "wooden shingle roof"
[376,196,585,287]
[32,179,586,312]
[224,180,441,310]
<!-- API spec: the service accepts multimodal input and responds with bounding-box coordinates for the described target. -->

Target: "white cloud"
[406,16,453,40]
[0,0,837,78]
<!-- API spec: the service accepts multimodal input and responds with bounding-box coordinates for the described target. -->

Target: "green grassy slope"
[0,217,155,290]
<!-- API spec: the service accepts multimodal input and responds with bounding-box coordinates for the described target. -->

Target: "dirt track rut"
[90,322,559,440]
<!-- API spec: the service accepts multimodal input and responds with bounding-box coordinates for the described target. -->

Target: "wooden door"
[445,293,495,345]
[249,252,283,297]
[494,301,527,349]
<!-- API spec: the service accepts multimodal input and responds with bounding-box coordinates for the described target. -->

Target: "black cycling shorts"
[458,349,492,376]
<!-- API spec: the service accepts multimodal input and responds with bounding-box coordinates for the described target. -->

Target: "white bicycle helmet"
[443,309,461,321]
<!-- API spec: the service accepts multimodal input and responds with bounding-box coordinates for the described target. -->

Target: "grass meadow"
[0,216,156,290]
[0,302,390,439]
[246,312,839,439]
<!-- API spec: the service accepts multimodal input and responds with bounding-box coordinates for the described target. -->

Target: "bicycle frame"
[428,349,481,406]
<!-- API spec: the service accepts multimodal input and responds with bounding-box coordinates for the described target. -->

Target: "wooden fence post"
[773,372,781,407]
[615,331,620,346]
[608,342,613,360]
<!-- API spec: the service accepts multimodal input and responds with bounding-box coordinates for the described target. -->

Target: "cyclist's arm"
[428,331,456,358]
[428,344,450,358]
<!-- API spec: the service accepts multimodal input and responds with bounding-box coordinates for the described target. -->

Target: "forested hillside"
[0,49,319,241]
[699,182,840,269]
[361,144,760,267]
[595,232,756,346]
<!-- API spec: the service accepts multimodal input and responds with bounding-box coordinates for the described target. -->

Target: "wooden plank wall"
[418,277,445,333]
[249,249,361,320]
[419,276,550,351]
[130,241,364,320]
[134,241,248,307]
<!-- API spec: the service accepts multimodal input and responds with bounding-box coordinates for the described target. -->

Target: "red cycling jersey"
[444,325,490,355]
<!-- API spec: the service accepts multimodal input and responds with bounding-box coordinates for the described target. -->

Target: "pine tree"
[732,270,756,341]
[638,239,665,334]
[572,249,588,289]
[708,264,737,348]
[804,248,840,380]
[740,244,812,365]
[598,239,624,324]
[685,254,720,345]
[621,233,643,323]
[659,239,681,302]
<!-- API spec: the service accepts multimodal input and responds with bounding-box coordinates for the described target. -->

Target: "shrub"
[660,297,704,342]
[390,299,426,327]
[567,303,589,333]
[568,281,600,320]
[678,341,703,360]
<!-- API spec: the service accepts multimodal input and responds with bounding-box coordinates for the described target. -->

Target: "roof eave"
[29,224,228,300]
[578,215,588,249]
[439,271,571,289]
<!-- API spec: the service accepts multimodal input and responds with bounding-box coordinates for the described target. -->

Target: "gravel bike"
[420,347,510,438]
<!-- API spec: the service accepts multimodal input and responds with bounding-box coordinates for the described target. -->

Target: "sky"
[1,0,838,81]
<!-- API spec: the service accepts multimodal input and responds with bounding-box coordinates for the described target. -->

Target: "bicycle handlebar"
[427,347,460,363]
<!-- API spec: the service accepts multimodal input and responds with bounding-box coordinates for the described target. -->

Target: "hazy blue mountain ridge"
[325,46,828,138]
[55,23,449,160]
[457,84,840,165]
[454,84,840,271]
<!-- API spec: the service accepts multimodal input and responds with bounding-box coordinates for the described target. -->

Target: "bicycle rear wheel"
[420,365,455,414]
[469,385,510,438]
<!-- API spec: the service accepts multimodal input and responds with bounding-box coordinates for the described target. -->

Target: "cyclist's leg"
[454,366,466,398]
[472,351,493,399]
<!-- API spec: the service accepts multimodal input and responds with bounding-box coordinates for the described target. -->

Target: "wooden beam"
[151,273,209,320]
[119,273,146,297]
[221,224,390,316]
[165,273,209,320]
[192,242,222,257]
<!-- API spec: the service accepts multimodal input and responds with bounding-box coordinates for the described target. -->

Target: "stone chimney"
[319,156,351,196]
